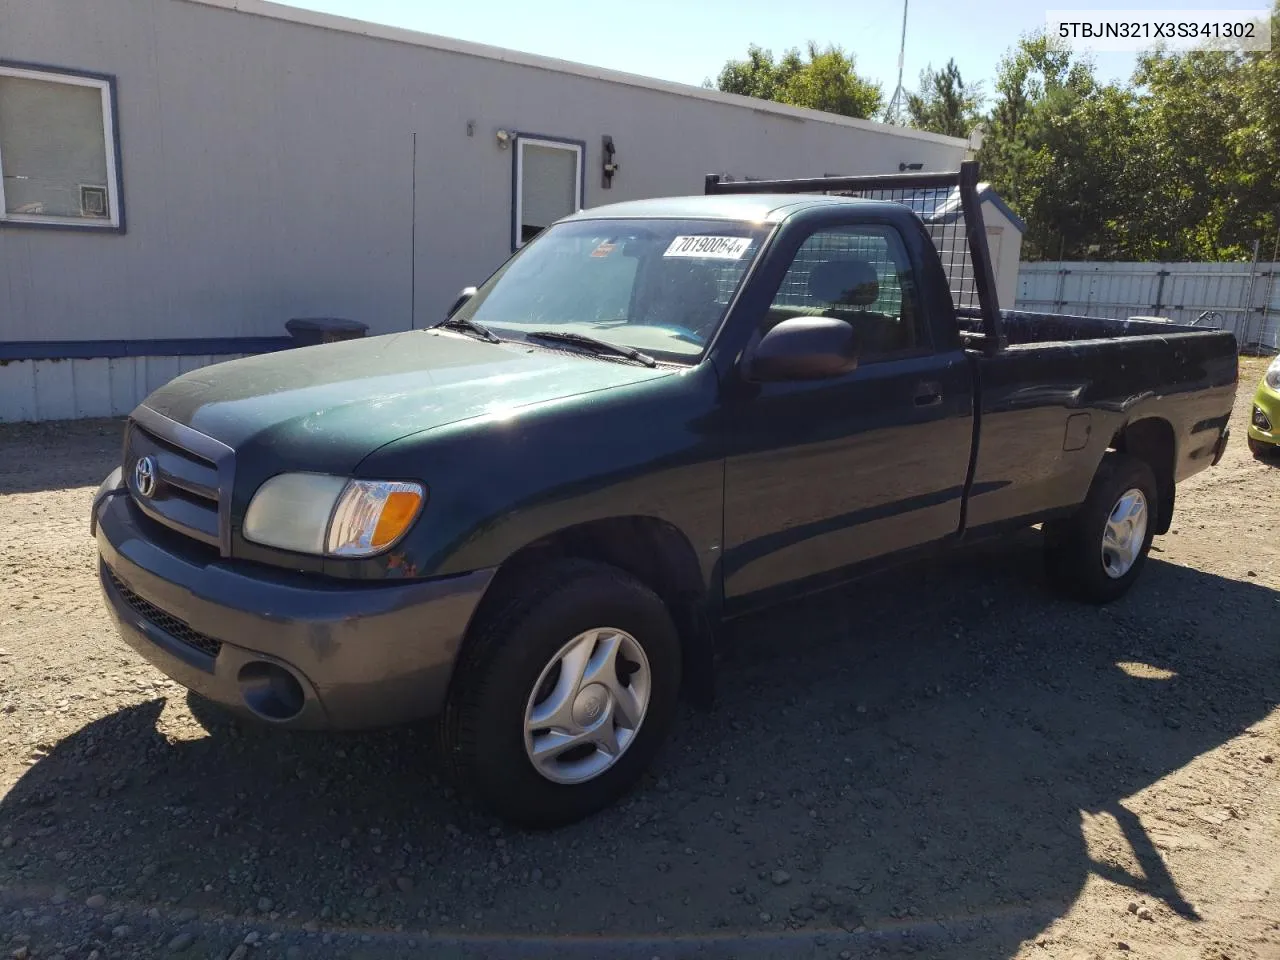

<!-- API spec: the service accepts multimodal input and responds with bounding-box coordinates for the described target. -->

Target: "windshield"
[452,218,773,362]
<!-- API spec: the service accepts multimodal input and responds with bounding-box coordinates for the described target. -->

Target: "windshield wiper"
[433,316,501,343]
[526,330,657,368]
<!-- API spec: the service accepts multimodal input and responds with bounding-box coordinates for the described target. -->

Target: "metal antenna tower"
[884,0,909,123]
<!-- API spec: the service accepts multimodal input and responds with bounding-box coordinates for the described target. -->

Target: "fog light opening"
[237,661,306,722]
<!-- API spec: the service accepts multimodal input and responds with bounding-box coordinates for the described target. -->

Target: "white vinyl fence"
[1016,261,1280,353]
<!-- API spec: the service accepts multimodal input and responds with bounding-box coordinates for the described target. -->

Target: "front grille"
[1254,406,1273,431]
[107,570,223,660]
[123,413,233,553]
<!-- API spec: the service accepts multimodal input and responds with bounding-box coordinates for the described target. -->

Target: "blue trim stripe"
[0,337,294,362]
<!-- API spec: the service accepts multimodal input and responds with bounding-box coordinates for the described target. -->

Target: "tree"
[1128,21,1280,260]
[710,43,883,120]
[712,6,1280,262]
[977,4,1280,262]
[977,34,1136,260]
[708,44,799,102]
[906,59,983,138]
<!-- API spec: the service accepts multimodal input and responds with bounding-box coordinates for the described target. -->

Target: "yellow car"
[1249,354,1280,457]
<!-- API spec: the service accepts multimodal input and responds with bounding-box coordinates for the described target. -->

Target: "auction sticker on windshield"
[664,236,753,259]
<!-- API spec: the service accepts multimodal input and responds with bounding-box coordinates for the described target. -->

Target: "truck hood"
[141,330,675,470]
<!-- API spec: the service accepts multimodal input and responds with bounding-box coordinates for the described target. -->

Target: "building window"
[513,135,583,249]
[0,63,123,230]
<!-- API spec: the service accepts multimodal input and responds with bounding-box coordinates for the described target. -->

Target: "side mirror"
[446,286,478,318]
[745,317,858,382]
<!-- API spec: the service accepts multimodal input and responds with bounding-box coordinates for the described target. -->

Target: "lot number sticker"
[663,235,752,260]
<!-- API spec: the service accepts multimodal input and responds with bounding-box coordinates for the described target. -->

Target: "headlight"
[1265,355,1280,390]
[243,473,425,557]
[327,480,425,556]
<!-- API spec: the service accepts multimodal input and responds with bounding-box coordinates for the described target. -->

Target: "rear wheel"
[440,559,681,827]
[1044,453,1158,604]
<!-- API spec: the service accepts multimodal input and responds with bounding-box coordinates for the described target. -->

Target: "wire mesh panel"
[707,258,756,306]
[823,185,978,313]
[772,229,905,318]
[705,164,1004,347]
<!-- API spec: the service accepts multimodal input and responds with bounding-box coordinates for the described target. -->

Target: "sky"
[271,0,1248,106]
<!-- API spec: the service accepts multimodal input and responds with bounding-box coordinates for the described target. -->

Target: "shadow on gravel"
[0,419,124,495]
[2,534,1278,959]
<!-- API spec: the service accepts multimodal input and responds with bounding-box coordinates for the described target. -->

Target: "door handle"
[914,382,943,407]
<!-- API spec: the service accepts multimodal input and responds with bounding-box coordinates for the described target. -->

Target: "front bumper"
[1248,381,1280,447]
[94,478,494,730]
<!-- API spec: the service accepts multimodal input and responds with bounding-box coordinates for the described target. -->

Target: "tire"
[1249,436,1272,458]
[1043,453,1158,604]
[440,559,682,827]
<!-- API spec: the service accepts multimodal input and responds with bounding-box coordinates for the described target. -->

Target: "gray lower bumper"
[94,486,494,730]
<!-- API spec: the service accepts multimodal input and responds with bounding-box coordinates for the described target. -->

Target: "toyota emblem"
[134,455,157,498]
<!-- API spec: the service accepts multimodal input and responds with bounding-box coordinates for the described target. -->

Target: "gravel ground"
[1,357,1277,960]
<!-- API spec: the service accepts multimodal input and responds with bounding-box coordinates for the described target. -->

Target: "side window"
[767,225,928,359]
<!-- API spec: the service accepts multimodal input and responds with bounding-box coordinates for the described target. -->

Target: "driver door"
[721,221,975,613]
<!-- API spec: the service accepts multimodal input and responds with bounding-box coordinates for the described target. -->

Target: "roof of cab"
[562,193,877,224]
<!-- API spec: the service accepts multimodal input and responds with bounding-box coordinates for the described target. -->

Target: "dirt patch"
[1,359,1277,960]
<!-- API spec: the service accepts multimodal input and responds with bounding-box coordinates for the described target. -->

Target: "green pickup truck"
[92,164,1237,825]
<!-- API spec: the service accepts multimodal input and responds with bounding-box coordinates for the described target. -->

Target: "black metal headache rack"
[704,160,1005,351]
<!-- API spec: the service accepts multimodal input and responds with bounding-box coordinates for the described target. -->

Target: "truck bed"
[957,308,1210,345]
[959,307,1238,536]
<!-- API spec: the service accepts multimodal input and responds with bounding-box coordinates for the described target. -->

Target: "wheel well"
[1112,418,1176,534]
[469,517,716,706]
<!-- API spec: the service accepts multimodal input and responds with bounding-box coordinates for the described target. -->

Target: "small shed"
[978,187,1027,311]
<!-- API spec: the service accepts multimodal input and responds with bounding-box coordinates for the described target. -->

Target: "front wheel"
[1249,436,1273,458]
[1044,453,1158,604]
[440,559,682,827]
